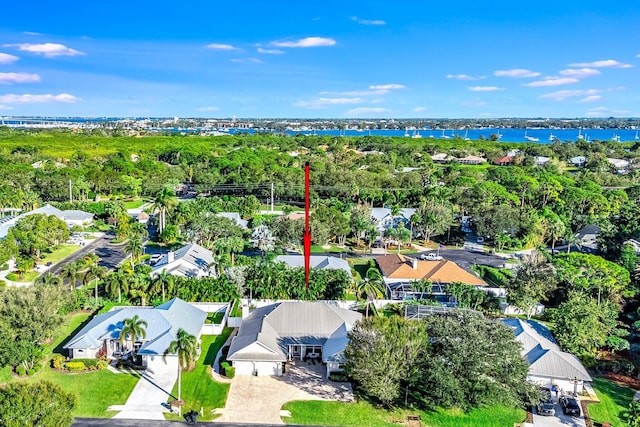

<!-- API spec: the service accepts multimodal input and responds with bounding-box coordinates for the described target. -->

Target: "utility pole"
[271,182,274,212]
[69,179,73,203]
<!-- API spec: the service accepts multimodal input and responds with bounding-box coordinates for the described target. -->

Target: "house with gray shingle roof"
[151,243,216,278]
[64,298,206,371]
[502,318,591,394]
[227,301,362,377]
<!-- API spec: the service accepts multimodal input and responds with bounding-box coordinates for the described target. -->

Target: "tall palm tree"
[153,269,174,302]
[85,264,108,302]
[104,269,129,303]
[60,261,81,291]
[164,328,198,417]
[127,272,152,306]
[34,271,62,287]
[125,237,144,269]
[356,267,385,317]
[119,315,148,356]
[152,187,178,234]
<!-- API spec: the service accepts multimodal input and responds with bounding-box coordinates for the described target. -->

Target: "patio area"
[213,360,353,425]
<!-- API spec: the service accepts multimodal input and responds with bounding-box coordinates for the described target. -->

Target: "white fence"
[190,302,231,336]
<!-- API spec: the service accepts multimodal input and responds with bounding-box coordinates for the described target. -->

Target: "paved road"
[49,231,127,275]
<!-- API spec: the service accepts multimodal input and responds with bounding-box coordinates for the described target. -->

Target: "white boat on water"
[524,131,539,142]
[411,130,422,139]
[548,133,556,141]
[404,128,410,137]
[440,129,450,139]
[464,130,470,141]
[612,133,621,142]
[636,131,639,140]
[577,129,584,140]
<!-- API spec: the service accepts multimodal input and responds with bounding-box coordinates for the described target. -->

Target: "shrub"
[225,366,235,378]
[328,372,349,382]
[5,273,19,281]
[65,361,86,371]
[0,263,8,271]
[52,355,65,369]
[96,360,108,370]
[16,366,26,376]
[27,368,35,376]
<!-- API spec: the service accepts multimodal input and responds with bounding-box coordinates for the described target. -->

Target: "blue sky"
[0,0,639,118]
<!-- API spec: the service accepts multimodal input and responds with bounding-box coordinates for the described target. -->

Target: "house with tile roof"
[227,301,362,377]
[375,254,500,303]
[151,243,216,278]
[64,298,207,372]
[502,318,592,393]
[274,255,353,280]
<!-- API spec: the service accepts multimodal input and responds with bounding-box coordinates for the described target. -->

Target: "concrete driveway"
[532,404,586,427]
[214,361,353,425]
[108,362,178,420]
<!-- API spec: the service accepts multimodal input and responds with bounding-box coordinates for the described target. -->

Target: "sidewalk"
[210,329,237,384]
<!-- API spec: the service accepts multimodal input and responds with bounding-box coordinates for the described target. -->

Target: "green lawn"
[311,244,346,253]
[123,199,145,209]
[11,270,39,282]
[588,378,636,427]
[8,311,139,418]
[165,329,232,421]
[282,400,525,427]
[40,244,83,266]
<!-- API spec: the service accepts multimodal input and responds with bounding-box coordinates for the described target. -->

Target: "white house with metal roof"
[370,207,417,234]
[274,255,353,280]
[216,212,249,229]
[64,298,206,372]
[0,204,94,238]
[151,243,216,278]
[227,301,362,377]
[502,318,592,394]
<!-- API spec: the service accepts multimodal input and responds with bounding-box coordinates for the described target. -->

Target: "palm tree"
[152,187,178,235]
[564,230,582,254]
[34,271,62,287]
[119,315,148,356]
[153,269,174,302]
[163,328,198,417]
[85,264,108,302]
[60,261,81,291]
[250,224,275,259]
[546,218,566,253]
[104,269,130,303]
[356,267,385,317]
[125,237,144,268]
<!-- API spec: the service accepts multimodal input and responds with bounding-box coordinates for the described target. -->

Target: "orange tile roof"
[375,254,487,286]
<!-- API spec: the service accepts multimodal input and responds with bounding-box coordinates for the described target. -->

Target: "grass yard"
[11,270,39,282]
[165,329,232,421]
[40,244,83,266]
[282,400,526,427]
[310,244,346,253]
[123,199,145,209]
[588,378,636,427]
[8,311,139,418]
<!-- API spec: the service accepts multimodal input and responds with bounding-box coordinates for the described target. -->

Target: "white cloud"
[293,97,362,109]
[0,53,19,64]
[0,93,80,104]
[524,77,580,87]
[413,107,427,113]
[23,31,41,36]
[0,72,40,84]
[494,69,541,78]
[585,106,632,117]
[205,43,237,50]
[446,74,486,80]
[540,89,599,102]
[230,57,262,64]
[271,37,336,48]
[468,86,503,92]
[345,107,390,116]
[559,68,601,78]
[369,84,405,90]
[196,106,219,111]
[257,47,284,54]
[570,59,632,68]
[6,43,84,57]
[579,95,602,103]
[351,16,386,25]
[0,105,14,110]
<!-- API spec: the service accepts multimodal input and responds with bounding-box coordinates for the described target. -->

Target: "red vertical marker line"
[304,162,311,290]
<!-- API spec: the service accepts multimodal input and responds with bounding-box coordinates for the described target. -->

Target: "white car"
[420,253,443,261]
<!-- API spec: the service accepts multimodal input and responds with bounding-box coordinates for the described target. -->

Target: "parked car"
[149,254,163,265]
[559,396,581,416]
[420,253,443,261]
[537,388,555,416]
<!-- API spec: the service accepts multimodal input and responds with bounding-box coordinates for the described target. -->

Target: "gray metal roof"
[216,212,248,229]
[64,298,206,356]
[227,301,362,363]
[502,318,592,382]
[274,255,353,280]
[152,243,215,277]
